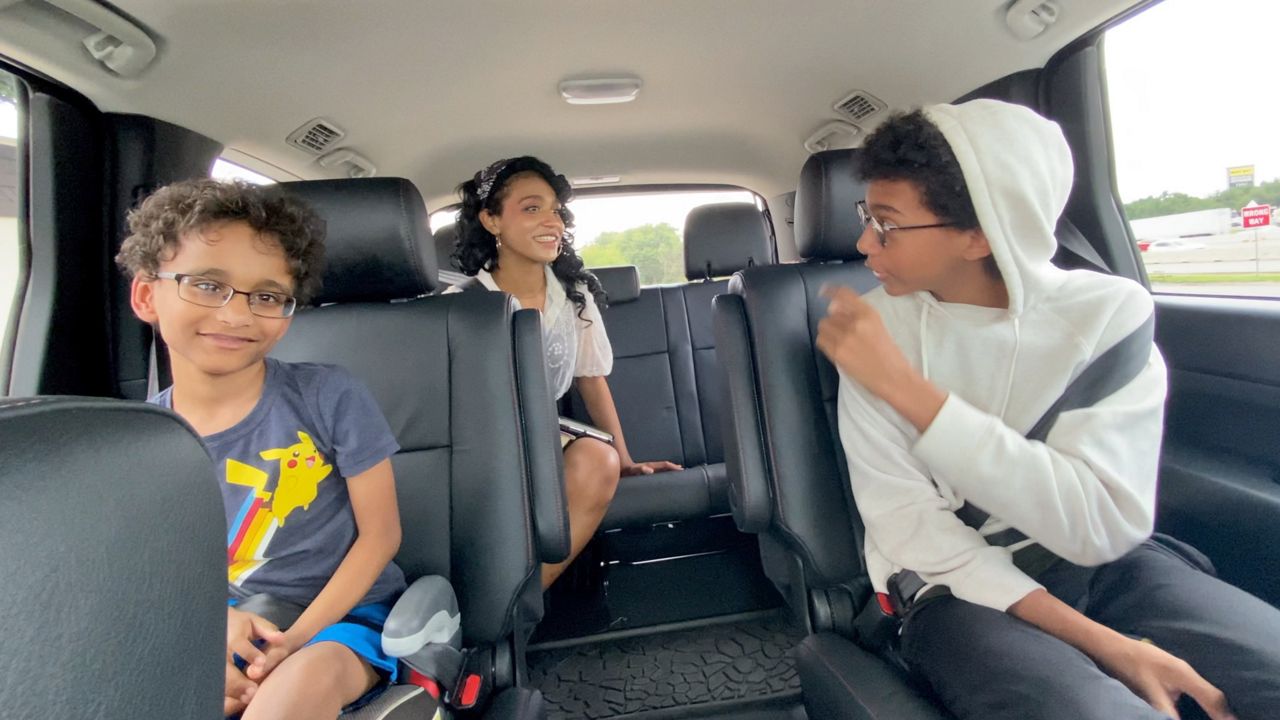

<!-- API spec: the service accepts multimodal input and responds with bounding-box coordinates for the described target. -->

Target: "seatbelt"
[1056,220,1111,274]
[147,327,173,395]
[883,311,1156,616]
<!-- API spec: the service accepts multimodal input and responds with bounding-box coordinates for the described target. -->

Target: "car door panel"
[1155,295,1280,605]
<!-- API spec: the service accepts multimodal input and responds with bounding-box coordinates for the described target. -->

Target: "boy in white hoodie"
[818,100,1279,719]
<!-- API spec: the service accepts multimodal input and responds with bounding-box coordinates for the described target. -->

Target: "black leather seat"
[0,397,226,719]
[273,178,565,717]
[713,151,950,719]
[570,203,773,529]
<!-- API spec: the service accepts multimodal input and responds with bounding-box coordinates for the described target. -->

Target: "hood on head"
[922,100,1074,316]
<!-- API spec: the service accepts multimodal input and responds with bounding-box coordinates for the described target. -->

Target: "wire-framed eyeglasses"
[152,272,297,318]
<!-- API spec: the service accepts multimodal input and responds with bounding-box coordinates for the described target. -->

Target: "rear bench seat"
[572,203,774,528]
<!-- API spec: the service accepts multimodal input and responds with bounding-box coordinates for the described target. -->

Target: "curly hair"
[858,110,980,232]
[453,156,606,320]
[115,178,327,303]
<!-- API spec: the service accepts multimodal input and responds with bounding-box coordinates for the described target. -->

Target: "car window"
[1105,0,1280,298]
[430,189,759,286]
[211,157,275,185]
[1,68,24,386]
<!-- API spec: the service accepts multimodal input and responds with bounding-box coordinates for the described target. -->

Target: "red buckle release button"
[458,673,482,708]
[876,592,895,617]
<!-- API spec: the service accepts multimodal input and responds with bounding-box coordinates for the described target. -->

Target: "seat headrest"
[278,178,436,304]
[794,149,868,261]
[683,203,773,280]
[591,265,640,304]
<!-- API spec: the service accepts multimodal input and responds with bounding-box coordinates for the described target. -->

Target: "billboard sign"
[1228,165,1255,188]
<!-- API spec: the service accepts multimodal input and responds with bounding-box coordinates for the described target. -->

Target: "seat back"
[273,179,568,655]
[0,397,225,719]
[572,203,774,528]
[714,150,880,629]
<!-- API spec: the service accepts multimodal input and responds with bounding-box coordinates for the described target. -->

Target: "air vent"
[833,91,886,123]
[286,119,346,155]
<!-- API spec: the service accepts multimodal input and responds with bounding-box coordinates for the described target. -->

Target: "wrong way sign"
[1242,204,1271,229]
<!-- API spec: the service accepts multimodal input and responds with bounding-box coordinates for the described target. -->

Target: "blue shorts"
[228,598,400,710]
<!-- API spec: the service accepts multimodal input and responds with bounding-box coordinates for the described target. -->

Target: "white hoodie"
[837,99,1167,612]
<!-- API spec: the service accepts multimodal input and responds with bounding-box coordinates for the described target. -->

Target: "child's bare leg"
[240,641,379,720]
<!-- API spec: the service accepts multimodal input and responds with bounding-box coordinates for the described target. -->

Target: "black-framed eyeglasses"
[857,200,955,247]
[152,272,297,318]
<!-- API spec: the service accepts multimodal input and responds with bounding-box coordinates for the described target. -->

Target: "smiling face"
[129,220,295,379]
[857,178,999,303]
[479,172,567,267]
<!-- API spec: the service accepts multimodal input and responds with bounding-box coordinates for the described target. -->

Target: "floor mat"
[528,614,804,719]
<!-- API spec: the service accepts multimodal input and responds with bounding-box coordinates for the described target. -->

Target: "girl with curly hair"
[446,156,680,588]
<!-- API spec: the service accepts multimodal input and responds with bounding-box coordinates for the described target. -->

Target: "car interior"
[2,1,1278,718]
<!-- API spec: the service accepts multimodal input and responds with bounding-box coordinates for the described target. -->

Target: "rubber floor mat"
[528,614,803,719]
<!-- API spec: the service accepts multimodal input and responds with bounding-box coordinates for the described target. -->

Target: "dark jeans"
[898,536,1280,720]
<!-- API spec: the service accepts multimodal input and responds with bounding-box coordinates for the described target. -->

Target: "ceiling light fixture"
[571,175,622,186]
[559,77,642,105]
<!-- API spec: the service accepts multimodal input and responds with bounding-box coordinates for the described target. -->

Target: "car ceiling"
[0,0,1136,210]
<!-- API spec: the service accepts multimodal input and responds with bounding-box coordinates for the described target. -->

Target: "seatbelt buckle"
[853,592,902,652]
[445,647,492,712]
[884,576,907,617]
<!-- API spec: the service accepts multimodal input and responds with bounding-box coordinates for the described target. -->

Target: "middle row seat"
[570,203,775,529]
[268,178,567,714]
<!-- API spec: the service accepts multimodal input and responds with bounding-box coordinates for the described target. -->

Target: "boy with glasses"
[818,101,1279,719]
[117,179,405,718]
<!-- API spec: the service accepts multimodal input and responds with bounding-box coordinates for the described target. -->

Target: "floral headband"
[475,158,511,202]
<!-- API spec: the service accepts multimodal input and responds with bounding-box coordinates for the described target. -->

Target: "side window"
[1105,0,1280,298]
[1,69,24,385]
[430,190,760,286]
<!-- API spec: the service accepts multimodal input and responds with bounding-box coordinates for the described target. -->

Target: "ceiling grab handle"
[42,0,157,77]
[318,149,378,179]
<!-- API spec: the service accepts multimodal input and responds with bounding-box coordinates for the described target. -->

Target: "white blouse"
[445,265,613,400]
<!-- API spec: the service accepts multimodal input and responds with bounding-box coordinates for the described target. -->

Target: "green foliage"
[579,223,685,285]
[1124,178,1280,220]
[0,73,18,105]
[1148,272,1280,283]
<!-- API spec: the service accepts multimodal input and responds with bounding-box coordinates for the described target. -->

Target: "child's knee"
[243,642,376,719]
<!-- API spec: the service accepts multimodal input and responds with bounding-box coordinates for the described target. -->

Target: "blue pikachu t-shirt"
[152,359,406,606]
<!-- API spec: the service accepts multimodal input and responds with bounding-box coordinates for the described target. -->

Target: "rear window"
[212,158,275,185]
[431,189,759,286]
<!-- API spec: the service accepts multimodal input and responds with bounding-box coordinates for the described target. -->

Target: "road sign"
[1242,204,1271,228]
[1228,165,1255,188]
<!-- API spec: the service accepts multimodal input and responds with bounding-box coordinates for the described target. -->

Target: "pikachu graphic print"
[226,430,334,585]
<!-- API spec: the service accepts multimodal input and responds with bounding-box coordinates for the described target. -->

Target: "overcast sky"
[1105,0,1279,201]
